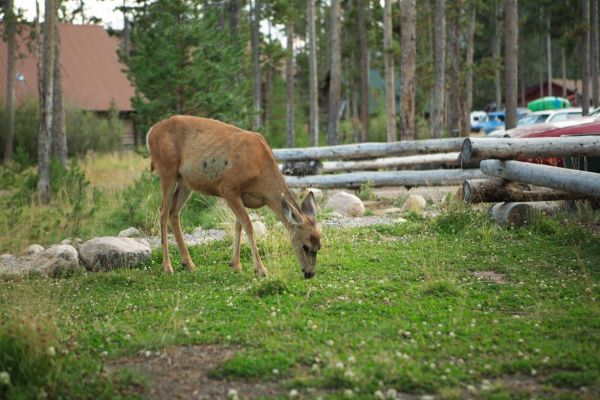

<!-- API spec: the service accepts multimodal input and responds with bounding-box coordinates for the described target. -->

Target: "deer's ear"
[301,191,317,220]
[281,193,302,225]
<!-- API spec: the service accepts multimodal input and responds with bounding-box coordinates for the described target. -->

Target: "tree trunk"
[583,0,591,116]
[2,0,16,163]
[307,0,319,146]
[493,0,503,111]
[463,178,588,204]
[591,0,599,107]
[358,0,369,142]
[547,17,552,97]
[561,46,567,98]
[463,6,476,136]
[285,20,295,148]
[39,0,57,204]
[228,0,239,35]
[504,0,518,129]
[447,3,462,137]
[400,0,417,140]
[432,0,446,138]
[461,136,600,162]
[52,22,67,166]
[327,0,341,145]
[383,0,397,142]
[251,0,261,130]
[480,159,600,198]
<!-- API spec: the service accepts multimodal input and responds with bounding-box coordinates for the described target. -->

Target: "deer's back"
[148,115,281,196]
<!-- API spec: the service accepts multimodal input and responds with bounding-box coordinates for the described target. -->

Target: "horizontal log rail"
[273,138,464,161]
[462,178,587,203]
[321,152,461,172]
[461,136,600,163]
[480,159,600,198]
[285,169,485,189]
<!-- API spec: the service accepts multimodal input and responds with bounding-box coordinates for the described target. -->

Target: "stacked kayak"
[527,96,571,112]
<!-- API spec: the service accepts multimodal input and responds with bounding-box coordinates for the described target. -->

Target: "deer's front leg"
[231,218,243,273]
[223,195,268,277]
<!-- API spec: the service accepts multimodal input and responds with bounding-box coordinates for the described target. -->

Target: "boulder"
[326,191,365,217]
[118,227,141,238]
[60,237,84,249]
[253,221,268,237]
[21,244,44,257]
[400,195,427,214]
[31,245,82,277]
[0,254,19,275]
[79,237,151,271]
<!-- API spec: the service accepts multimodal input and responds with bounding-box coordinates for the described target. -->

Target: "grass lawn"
[1,207,599,399]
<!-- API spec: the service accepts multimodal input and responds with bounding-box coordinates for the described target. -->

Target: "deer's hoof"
[255,268,268,277]
[163,264,174,274]
[182,261,196,271]
[231,261,242,273]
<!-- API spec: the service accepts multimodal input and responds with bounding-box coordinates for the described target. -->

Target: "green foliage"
[0,99,124,166]
[126,0,252,133]
[357,180,376,201]
[111,170,217,234]
[253,278,288,297]
[210,352,293,379]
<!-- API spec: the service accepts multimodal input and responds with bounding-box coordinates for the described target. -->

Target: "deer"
[146,115,321,279]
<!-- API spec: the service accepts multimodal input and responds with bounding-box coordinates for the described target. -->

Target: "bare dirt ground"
[107,345,288,400]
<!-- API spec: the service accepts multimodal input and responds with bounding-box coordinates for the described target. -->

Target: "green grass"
[1,208,599,399]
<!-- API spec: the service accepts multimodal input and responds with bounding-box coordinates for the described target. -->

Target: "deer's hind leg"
[169,184,195,271]
[158,176,177,273]
[222,193,268,277]
[231,218,243,273]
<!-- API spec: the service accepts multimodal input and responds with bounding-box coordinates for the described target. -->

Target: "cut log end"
[461,138,474,164]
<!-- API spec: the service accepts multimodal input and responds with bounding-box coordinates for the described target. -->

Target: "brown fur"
[147,115,321,278]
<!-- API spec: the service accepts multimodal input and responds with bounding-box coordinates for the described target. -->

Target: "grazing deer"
[147,116,321,279]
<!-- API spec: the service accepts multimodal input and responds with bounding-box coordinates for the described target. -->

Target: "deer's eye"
[302,244,310,253]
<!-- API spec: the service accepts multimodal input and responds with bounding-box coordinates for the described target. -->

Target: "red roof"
[0,24,134,112]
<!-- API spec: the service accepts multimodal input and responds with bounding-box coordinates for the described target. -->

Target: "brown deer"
[146,116,321,279]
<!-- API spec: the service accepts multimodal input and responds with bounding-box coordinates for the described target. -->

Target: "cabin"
[0,24,136,148]
[523,79,599,107]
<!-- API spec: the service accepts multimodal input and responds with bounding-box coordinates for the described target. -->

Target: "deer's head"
[281,192,321,279]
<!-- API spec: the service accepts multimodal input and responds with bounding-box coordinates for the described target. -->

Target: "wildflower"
[227,388,239,400]
[47,346,56,357]
[344,369,355,379]
[343,389,354,398]
[311,363,320,372]
[374,390,385,399]
[272,368,279,375]
[386,388,397,399]
[326,339,334,346]
[0,371,10,386]
[289,389,299,398]
[335,361,345,369]
[348,355,356,364]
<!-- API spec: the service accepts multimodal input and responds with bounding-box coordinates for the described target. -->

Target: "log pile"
[459,136,600,226]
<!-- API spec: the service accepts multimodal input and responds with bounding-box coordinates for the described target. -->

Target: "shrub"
[0,99,125,166]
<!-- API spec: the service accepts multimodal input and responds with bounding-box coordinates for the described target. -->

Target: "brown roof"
[0,23,134,112]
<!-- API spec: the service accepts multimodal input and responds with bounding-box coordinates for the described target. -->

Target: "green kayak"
[527,96,571,112]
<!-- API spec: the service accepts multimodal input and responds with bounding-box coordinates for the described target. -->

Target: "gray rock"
[31,245,82,277]
[0,254,19,275]
[253,221,268,237]
[326,191,365,217]
[22,244,44,257]
[400,194,427,214]
[79,237,151,271]
[60,237,84,249]
[118,227,141,237]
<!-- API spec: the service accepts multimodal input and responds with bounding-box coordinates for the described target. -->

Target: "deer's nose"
[304,271,315,279]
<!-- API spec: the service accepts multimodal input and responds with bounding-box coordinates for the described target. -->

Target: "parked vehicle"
[516,120,600,167]
[470,111,488,132]
[517,107,582,126]
[483,109,530,135]
[481,112,505,134]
